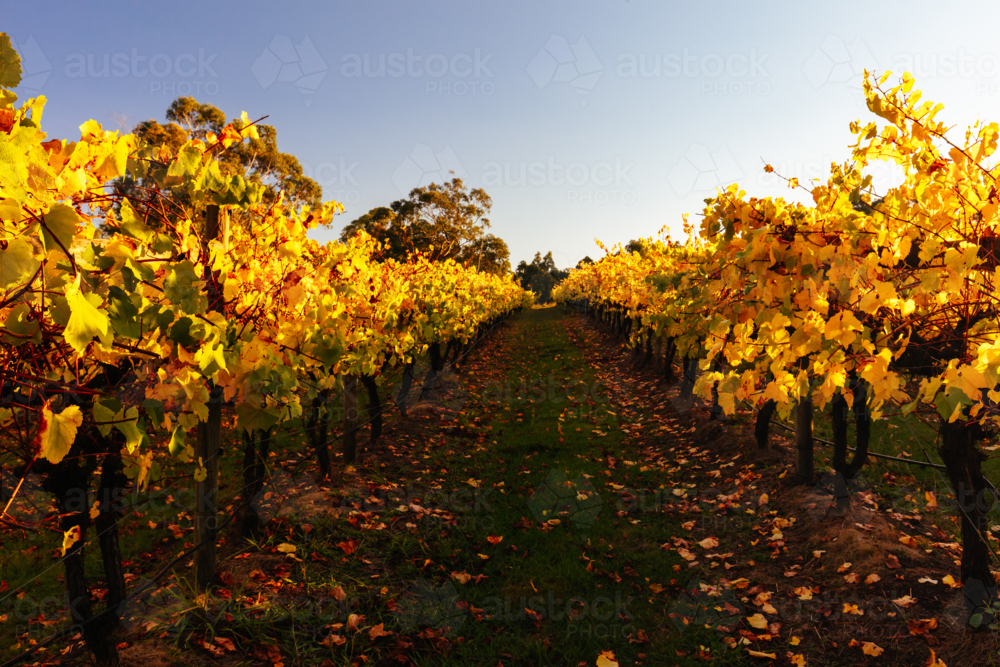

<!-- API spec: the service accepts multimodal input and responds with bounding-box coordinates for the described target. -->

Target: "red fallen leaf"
[462,601,485,621]
[337,540,358,555]
[886,554,902,569]
[214,637,236,652]
[198,639,225,657]
[249,569,268,582]
[0,581,7,593]
[369,623,393,640]
[217,572,233,585]
[486,535,504,545]
[630,629,650,644]
[310,552,328,562]
[908,617,938,637]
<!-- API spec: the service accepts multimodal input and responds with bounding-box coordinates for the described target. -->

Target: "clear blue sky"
[7,0,1000,269]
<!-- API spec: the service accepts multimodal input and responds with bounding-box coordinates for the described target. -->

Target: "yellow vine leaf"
[61,526,81,557]
[34,402,83,464]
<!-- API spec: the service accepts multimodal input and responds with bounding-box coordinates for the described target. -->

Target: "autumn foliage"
[556,70,1000,608]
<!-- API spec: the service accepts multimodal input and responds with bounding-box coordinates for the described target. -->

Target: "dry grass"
[117,641,178,667]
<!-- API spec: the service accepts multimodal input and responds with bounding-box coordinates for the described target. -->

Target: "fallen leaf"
[451,571,472,584]
[886,554,902,569]
[369,623,393,640]
[865,574,881,585]
[214,637,236,652]
[276,543,297,554]
[909,618,938,636]
[631,629,650,644]
[747,650,777,659]
[747,613,768,629]
[837,562,852,573]
[793,587,813,601]
[862,642,884,656]
[900,534,918,548]
[893,595,917,608]
[596,650,619,667]
[199,639,224,657]
[698,537,720,549]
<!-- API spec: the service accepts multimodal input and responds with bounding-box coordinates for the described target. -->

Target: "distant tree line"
[341,177,511,275]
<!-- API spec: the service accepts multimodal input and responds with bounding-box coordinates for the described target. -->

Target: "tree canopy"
[340,177,511,275]
[109,97,323,233]
[514,251,569,303]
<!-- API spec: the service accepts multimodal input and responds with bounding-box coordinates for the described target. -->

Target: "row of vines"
[0,39,532,665]
[555,71,1000,623]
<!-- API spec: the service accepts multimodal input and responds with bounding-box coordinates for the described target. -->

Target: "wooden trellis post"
[195,204,224,591]
[343,376,359,464]
[795,398,814,482]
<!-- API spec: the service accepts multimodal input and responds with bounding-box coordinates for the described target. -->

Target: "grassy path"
[325,304,728,666]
